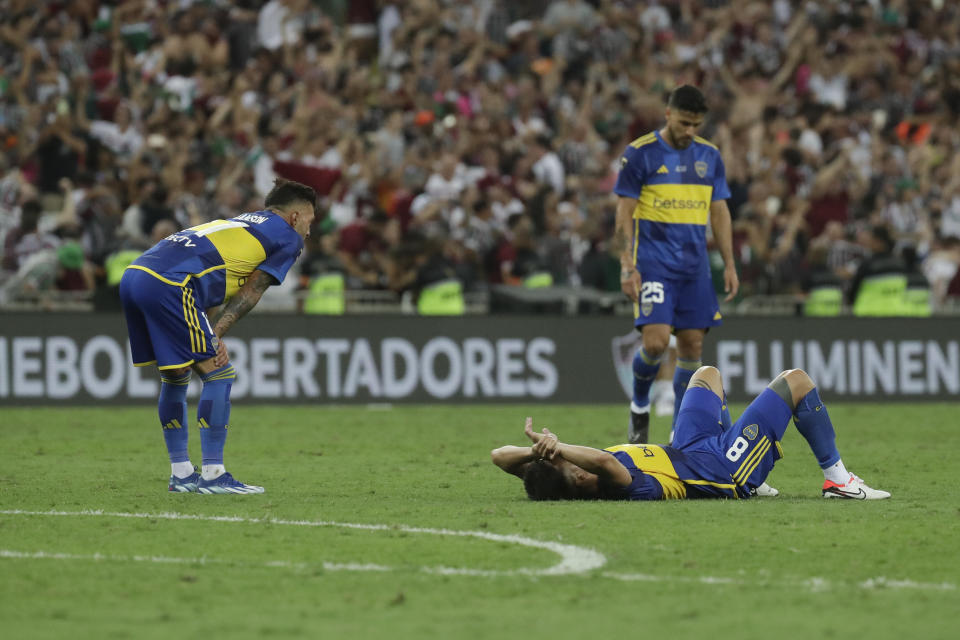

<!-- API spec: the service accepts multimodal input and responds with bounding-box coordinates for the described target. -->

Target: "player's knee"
[641,336,669,358]
[784,368,815,398]
[769,369,814,409]
[676,331,704,358]
[688,366,722,397]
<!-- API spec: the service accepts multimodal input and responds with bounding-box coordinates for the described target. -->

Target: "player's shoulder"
[692,135,720,151]
[627,131,658,151]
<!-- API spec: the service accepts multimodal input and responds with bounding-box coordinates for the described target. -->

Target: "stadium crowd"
[1,0,960,311]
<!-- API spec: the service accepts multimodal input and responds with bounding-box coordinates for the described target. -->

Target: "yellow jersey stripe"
[733,436,767,484]
[734,440,771,485]
[126,265,191,287]
[634,184,713,225]
[133,360,158,367]
[629,133,657,148]
[733,438,768,484]
[158,360,196,370]
[187,289,206,353]
[694,136,718,150]
[182,289,196,353]
[683,479,740,498]
[775,441,784,458]
[739,440,771,485]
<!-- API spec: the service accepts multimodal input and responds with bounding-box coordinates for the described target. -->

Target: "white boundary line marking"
[1,510,955,592]
[0,509,606,577]
[603,571,956,592]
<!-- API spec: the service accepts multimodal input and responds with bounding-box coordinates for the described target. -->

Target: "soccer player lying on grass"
[491,367,890,501]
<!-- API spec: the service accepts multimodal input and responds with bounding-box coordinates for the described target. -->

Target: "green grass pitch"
[1,403,957,639]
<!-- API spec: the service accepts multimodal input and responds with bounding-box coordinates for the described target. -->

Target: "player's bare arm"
[525,419,632,487]
[209,269,275,337]
[614,196,642,301]
[709,199,739,301]
[490,445,536,478]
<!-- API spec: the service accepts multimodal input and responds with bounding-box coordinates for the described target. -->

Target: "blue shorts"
[672,387,792,496]
[633,270,721,330]
[119,267,218,370]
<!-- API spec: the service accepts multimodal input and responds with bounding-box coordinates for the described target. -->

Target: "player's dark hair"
[668,85,708,114]
[264,178,317,212]
[523,459,571,501]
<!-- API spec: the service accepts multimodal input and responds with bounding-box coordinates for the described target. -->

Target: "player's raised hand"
[524,417,539,442]
[722,263,740,302]
[531,428,559,460]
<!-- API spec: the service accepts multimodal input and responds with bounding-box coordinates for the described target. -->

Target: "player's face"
[554,459,600,498]
[664,109,704,149]
[291,203,316,239]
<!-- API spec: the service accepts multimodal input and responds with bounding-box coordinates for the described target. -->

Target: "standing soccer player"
[120,179,316,494]
[613,85,738,445]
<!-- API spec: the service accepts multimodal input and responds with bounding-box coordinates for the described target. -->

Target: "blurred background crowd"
[1,0,959,312]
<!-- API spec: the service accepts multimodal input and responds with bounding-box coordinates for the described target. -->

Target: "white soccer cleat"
[822,473,890,500]
[750,482,779,497]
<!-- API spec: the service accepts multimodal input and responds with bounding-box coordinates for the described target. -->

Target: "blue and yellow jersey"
[599,444,741,500]
[613,131,731,277]
[128,211,303,308]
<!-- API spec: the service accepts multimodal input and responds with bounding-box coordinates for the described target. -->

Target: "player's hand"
[722,264,739,302]
[621,268,641,302]
[530,427,560,460]
[214,340,229,367]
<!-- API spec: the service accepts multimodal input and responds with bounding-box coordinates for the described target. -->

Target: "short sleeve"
[613,145,646,200]
[257,231,303,285]
[711,151,731,201]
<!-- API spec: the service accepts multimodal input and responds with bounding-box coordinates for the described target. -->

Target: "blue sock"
[672,358,701,426]
[720,394,732,431]
[159,371,191,463]
[197,365,236,466]
[793,387,841,469]
[632,347,662,408]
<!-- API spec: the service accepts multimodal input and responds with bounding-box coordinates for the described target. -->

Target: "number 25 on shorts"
[640,281,664,304]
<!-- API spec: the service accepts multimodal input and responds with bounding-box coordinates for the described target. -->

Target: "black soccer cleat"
[629,411,649,444]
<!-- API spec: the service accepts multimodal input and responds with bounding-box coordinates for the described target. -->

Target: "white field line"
[0,509,605,577]
[603,571,957,593]
[1,509,955,592]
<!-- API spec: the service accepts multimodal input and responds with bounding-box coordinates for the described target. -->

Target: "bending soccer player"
[491,367,890,501]
[611,85,738,445]
[120,179,316,494]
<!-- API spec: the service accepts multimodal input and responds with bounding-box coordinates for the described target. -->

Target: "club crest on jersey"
[695,161,708,178]
[641,301,653,316]
[742,424,759,440]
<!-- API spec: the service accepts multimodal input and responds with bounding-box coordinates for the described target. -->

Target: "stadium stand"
[1,0,959,315]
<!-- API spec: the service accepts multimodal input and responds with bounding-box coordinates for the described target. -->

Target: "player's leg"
[670,365,724,449]
[191,312,263,495]
[777,369,890,499]
[671,272,722,436]
[158,365,197,491]
[673,328,705,433]
[630,273,677,443]
[630,323,671,443]
[120,269,200,492]
[651,336,677,417]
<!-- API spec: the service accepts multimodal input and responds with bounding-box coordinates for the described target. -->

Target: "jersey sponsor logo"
[165,233,198,247]
[742,423,759,440]
[656,164,669,174]
[695,161,708,178]
[236,213,269,224]
[651,196,708,210]
[675,165,687,173]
